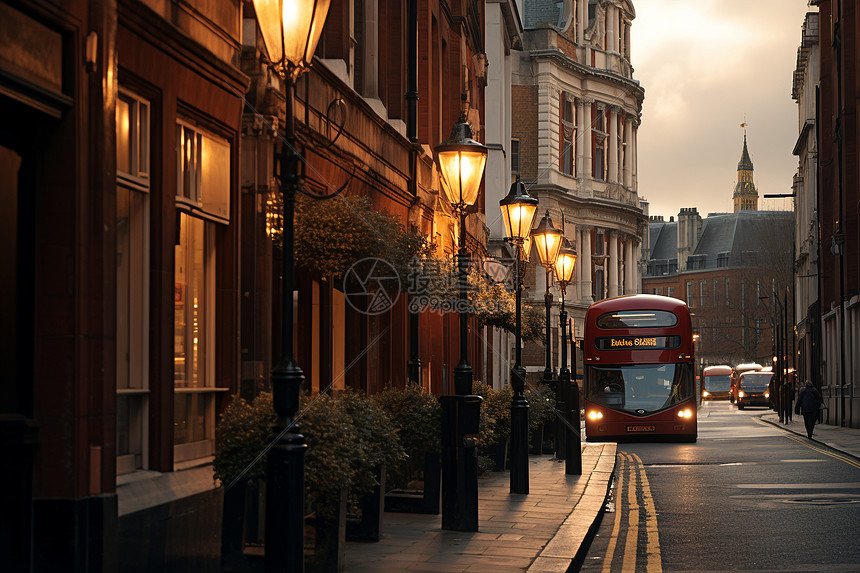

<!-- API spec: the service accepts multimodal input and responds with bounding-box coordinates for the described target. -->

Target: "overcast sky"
[631,0,813,219]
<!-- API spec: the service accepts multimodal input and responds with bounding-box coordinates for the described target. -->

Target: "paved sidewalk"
[759,412,860,461]
[343,443,617,573]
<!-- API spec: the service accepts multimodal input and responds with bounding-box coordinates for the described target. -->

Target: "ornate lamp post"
[435,117,488,395]
[251,0,332,570]
[530,212,564,458]
[553,238,581,474]
[499,177,539,494]
[434,117,487,531]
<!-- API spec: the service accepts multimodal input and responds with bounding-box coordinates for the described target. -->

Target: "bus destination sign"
[595,335,680,350]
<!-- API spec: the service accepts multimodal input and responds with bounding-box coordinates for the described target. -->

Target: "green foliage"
[372,384,441,461]
[525,384,556,439]
[299,392,405,519]
[337,392,406,496]
[473,382,557,451]
[213,393,276,486]
[372,384,441,489]
[214,390,409,521]
[299,394,356,518]
[472,381,512,451]
[294,194,433,280]
[477,456,496,475]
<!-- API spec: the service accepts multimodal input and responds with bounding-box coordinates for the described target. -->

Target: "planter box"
[383,453,440,514]
[346,465,385,542]
[305,489,347,573]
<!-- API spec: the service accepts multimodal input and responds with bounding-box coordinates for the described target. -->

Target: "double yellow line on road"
[601,452,662,573]
[782,434,860,469]
[755,418,860,469]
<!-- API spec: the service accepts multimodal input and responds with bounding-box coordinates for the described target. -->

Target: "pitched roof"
[649,220,677,262]
[646,211,793,273]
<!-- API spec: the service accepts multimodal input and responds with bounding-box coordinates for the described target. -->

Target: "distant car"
[736,371,772,409]
[701,365,733,400]
[731,363,763,403]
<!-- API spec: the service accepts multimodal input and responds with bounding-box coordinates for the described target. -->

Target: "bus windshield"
[740,373,771,392]
[704,374,732,392]
[587,363,694,413]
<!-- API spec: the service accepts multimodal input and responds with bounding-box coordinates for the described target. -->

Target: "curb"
[527,444,617,573]
[758,414,860,463]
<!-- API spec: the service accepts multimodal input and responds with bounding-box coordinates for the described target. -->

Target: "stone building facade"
[486,0,647,385]
[804,1,859,428]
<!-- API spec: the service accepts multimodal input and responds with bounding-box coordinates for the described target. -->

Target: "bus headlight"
[677,409,693,419]
[587,410,604,420]
[702,391,710,397]
[738,391,745,398]
[765,392,770,398]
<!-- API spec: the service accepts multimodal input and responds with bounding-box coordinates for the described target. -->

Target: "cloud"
[632,0,811,217]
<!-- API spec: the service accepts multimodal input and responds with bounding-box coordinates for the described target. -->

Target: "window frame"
[116,88,151,475]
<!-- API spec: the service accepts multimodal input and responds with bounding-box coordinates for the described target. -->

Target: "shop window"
[116,89,150,474]
[176,122,230,223]
[174,212,219,463]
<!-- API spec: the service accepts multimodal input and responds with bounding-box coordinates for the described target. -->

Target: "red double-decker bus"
[583,294,697,442]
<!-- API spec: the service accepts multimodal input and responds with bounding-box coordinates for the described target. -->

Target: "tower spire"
[733,128,758,212]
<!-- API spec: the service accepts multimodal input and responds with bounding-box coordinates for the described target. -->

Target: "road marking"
[782,434,860,469]
[601,454,626,573]
[602,453,663,573]
[632,453,663,573]
[622,455,639,568]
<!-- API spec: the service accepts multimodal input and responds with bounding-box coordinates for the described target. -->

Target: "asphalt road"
[580,400,860,572]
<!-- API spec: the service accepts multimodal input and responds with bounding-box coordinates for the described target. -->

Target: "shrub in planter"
[526,384,556,453]
[472,382,512,470]
[213,392,275,568]
[337,392,405,541]
[300,392,405,567]
[214,392,275,488]
[372,384,441,491]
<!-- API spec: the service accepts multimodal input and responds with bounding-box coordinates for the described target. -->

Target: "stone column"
[609,107,619,183]
[576,0,585,47]
[580,226,593,303]
[634,239,642,293]
[623,237,633,294]
[608,231,619,297]
[606,3,616,53]
[632,120,639,191]
[582,99,593,179]
[623,114,633,187]
[573,225,582,302]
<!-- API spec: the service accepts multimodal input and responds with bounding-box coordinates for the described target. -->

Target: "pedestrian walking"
[795,381,822,439]
[784,373,795,424]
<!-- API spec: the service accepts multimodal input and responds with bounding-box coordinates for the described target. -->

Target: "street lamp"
[436,117,488,396]
[530,212,564,458]
[553,238,581,474]
[434,117,487,531]
[499,177,538,494]
[252,0,332,570]
[531,212,563,383]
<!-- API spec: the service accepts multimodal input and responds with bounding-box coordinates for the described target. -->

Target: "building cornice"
[527,49,645,104]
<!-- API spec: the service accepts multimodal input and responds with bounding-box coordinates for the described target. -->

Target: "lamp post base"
[265,430,306,573]
[510,360,530,495]
[440,395,481,531]
[562,374,582,475]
